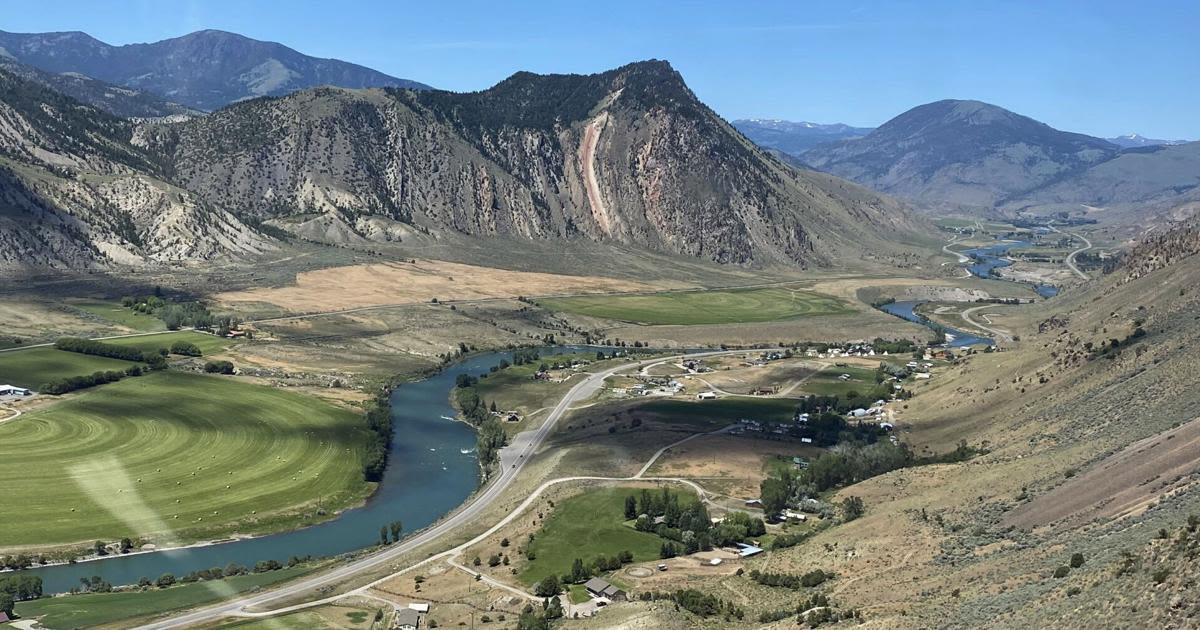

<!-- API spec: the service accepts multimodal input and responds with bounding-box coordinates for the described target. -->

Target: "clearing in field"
[537,286,852,325]
[0,371,372,551]
[215,259,661,314]
[0,346,137,390]
[519,487,696,586]
[646,435,822,498]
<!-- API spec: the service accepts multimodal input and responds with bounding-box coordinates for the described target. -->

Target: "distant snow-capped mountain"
[732,118,874,156]
[1107,133,1189,148]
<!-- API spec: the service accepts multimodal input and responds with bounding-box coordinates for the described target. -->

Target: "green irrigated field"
[520,487,696,586]
[537,286,852,325]
[638,397,800,428]
[101,330,233,355]
[69,299,166,332]
[0,371,373,550]
[0,347,136,390]
[13,567,308,629]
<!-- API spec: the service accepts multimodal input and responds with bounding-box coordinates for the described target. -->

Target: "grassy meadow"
[537,286,852,325]
[0,371,373,550]
[637,397,800,428]
[100,330,233,355]
[519,487,696,586]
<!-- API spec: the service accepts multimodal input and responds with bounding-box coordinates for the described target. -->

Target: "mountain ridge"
[0,28,431,111]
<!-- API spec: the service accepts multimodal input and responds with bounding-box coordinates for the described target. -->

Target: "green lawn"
[638,397,800,428]
[69,300,166,332]
[799,366,880,397]
[13,568,307,629]
[0,371,373,550]
[537,287,852,325]
[0,347,136,390]
[100,331,233,356]
[519,487,696,586]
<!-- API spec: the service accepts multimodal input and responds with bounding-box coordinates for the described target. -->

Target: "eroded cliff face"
[0,68,273,270]
[3,60,927,270]
[144,61,927,267]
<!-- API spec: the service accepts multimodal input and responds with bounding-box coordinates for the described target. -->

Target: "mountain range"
[0,58,929,270]
[0,29,430,111]
[796,99,1198,218]
[731,119,873,155]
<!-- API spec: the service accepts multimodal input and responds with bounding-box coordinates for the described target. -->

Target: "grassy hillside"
[0,371,372,552]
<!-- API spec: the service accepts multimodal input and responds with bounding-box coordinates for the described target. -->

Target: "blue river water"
[878,301,993,347]
[20,347,586,594]
[961,240,1059,297]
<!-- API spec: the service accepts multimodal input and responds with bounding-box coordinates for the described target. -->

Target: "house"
[408,603,431,613]
[782,510,807,522]
[914,372,931,380]
[584,577,626,601]
[696,391,718,400]
[395,607,421,629]
[0,384,31,397]
[880,422,895,431]
[708,557,723,566]
[657,563,668,571]
[736,543,764,557]
[837,374,851,381]
[744,499,763,507]
[849,408,870,418]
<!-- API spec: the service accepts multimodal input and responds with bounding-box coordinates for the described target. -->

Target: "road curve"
[1051,225,1092,280]
[960,305,1013,343]
[137,349,741,629]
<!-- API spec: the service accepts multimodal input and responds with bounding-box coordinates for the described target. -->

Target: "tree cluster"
[55,337,147,362]
[636,589,745,620]
[362,392,394,481]
[203,360,235,374]
[748,568,832,589]
[41,365,145,395]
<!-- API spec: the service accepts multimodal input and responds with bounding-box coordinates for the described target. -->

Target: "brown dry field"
[0,299,122,342]
[647,435,822,498]
[216,259,668,313]
[369,561,527,628]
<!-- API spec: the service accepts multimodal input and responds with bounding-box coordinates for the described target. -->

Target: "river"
[877,301,993,347]
[961,240,1059,298]
[21,347,584,594]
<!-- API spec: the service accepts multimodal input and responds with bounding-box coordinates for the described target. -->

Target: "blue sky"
[4,0,1197,138]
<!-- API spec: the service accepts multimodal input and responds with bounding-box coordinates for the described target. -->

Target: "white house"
[697,391,718,400]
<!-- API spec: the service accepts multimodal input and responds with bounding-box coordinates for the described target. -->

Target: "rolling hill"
[0,29,430,111]
[801,99,1120,211]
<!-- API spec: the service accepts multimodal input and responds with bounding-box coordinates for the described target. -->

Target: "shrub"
[1052,566,1070,578]
[169,341,202,357]
[203,360,235,375]
[1069,552,1085,568]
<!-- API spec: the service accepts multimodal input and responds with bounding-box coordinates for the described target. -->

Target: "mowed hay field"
[537,286,853,325]
[0,371,373,551]
[100,330,233,355]
[0,347,136,390]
